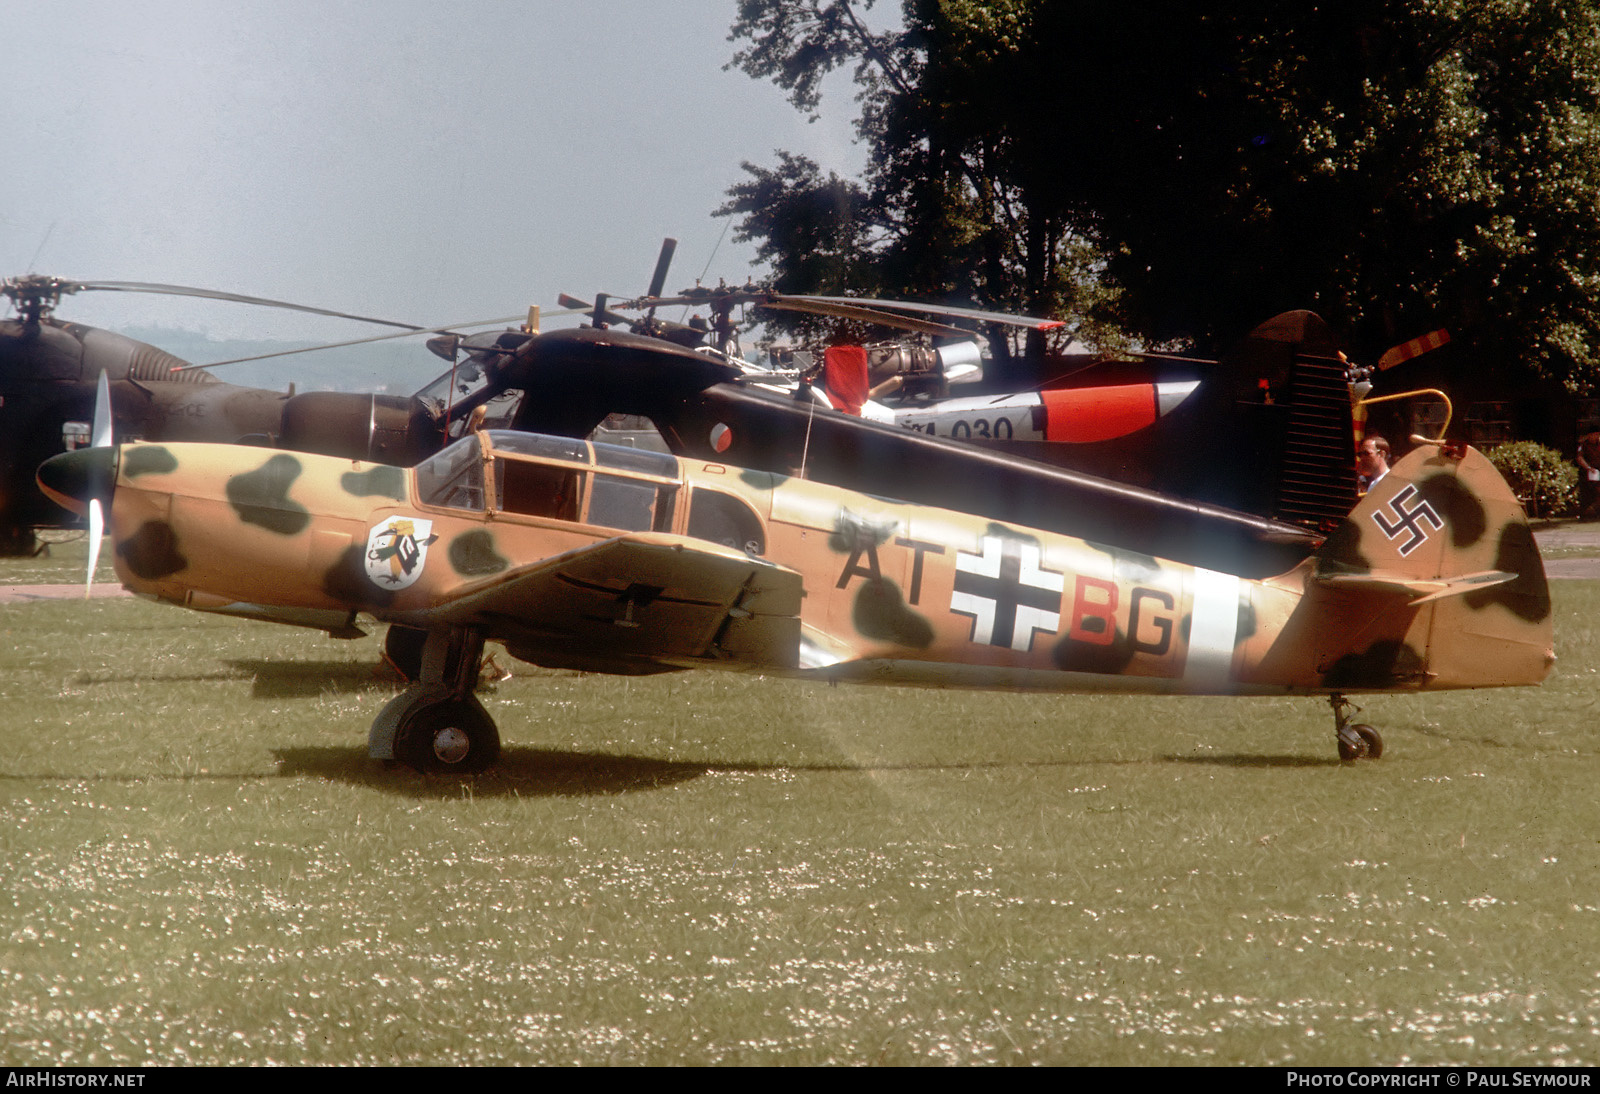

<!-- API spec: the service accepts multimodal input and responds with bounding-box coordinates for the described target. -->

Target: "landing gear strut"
[370,626,502,774]
[382,624,428,682]
[383,623,511,686]
[0,523,41,558]
[1330,694,1383,761]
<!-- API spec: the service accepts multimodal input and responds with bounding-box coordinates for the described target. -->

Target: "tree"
[724,0,1116,384]
[725,1,1600,390]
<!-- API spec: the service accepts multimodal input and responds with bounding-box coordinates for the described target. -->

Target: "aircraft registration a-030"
[38,427,1554,773]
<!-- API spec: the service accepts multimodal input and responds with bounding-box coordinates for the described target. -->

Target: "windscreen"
[414,437,485,510]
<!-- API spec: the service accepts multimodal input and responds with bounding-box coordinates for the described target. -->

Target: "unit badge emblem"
[365,516,438,589]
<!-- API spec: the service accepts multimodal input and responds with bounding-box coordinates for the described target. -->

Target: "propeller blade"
[1377,329,1451,371]
[85,500,103,599]
[91,367,112,448]
[85,370,112,597]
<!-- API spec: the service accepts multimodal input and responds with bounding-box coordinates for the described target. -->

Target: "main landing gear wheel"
[392,693,501,774]
[1329,694,1384,762]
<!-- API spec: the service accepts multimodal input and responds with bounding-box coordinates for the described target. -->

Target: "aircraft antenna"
[799,392,817,481]
[24,223,56,279]
[677,222,729,328]
[696,220,730,286]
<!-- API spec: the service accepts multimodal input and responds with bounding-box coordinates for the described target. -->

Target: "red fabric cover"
[823,345,870,416]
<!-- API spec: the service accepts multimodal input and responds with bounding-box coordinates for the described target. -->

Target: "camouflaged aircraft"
[37,425,1554,774]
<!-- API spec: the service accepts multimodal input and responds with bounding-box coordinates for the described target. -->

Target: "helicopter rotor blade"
[754,297,975,340]
[56,280,433,331]
[609,289,971,338]
[558,292,706,339]
[170,310,589,371]
[786,295,1066,332]
[615,288,1062,338]
[559,293,630,328]
[646,239,677,300]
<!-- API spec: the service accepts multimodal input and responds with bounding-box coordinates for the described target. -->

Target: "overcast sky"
[2,0,868,345]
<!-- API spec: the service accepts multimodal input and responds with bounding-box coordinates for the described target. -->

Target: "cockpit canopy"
[411,430,764,554]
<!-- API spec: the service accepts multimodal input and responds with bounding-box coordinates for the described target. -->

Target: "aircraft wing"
[414,533,804,671]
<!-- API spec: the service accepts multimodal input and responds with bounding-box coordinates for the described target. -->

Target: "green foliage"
[717,152,881,343]
[725,1,1114,383]
[1486,441,1580,518]
[726,1,1600,388]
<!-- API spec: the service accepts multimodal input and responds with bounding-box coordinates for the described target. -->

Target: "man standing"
[1577,428,1600,520]
[1358,435,1391,493]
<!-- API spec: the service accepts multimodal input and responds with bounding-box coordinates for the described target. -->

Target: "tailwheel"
[1336,722,1384,761]
[392,692,501,774]
[1330,694,1383,762]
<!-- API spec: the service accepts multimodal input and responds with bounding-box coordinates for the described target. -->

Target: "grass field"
[2,536,1598,1065]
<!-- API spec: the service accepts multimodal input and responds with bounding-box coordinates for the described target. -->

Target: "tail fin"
[1310,441,1554,690]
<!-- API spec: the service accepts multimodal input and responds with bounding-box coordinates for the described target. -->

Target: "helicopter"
[410,298,1365,536]
[390,237,1394,534]
[515,281,1460,539]
[0,273,536,554]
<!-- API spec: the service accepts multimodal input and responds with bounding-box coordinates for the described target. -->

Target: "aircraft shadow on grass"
[270,744,1337,799]
[1165,754,1342,769]
[273,745,714,797]
[227,658,405,699]
[69,660,401,694]
[75,670,247,687]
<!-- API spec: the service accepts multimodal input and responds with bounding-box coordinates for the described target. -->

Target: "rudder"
[1313,441,1554,689]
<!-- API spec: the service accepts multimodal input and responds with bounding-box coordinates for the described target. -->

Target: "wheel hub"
[431,725,471,764]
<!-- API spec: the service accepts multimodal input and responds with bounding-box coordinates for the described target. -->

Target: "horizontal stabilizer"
[1313,569,1518,605]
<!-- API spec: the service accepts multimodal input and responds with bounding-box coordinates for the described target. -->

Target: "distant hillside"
[115,326,457,395]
